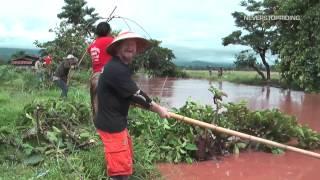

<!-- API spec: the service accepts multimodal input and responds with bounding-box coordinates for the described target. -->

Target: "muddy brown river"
[135,76,320,180]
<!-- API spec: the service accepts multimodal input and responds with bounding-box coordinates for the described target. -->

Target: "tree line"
[33,0,185,77]
[223,0,320,91]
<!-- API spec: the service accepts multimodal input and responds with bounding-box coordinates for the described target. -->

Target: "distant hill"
[173,59,234,69]
[0,47,41,62]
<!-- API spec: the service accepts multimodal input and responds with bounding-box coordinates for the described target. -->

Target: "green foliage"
[0,48,39,62]
[0,68,109,179]
[222,103,297,142]
[223,0,276,80]
[0,126,15,146]
[23,154,44,165]
[68,68,91,86]
[131,140,161,179]
[0,146,107,179]
[0,65,50,90]
[0,65,18,84]
[174,60,235,70]
[235,51,258,68]
[222,0,320,90]
[10,98,94,160]
[131,39,188,77]
[34,22,90,69]
[268,0,320,91]
[1,64,319,178]
[129,107,198,163]
[295,126,320,149]
[1,94,105,178]
[185,70,281,87]
[129,94,320,163]
[34,0,184,78]
[10,50,27,59]
[208,85,228,111]
[34,0,101,70]
[57,0,99,35]
[234,50,267,80]
[212,100,320,152]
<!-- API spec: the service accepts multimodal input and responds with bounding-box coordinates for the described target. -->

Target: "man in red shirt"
[87,22,114,121]
[42,54,53,79]
[43,55,52,66]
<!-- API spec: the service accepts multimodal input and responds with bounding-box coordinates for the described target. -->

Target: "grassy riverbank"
[184,70,282,87]
[2,66,318,180]
[0,67,160,179]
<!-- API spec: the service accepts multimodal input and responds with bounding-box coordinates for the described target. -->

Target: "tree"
[34,0,100,68]
[57,0,99,36]
[34,22,90,68]
[235,50,266,79]
[267,0,320,91]
[222,0,276,81]
[36,0,185,77]
[131,40,186,77]
[11,51,27,59]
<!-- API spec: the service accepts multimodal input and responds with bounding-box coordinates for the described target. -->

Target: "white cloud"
[0,0,246,62]
[96,0,245,49]
[0,0,63,47]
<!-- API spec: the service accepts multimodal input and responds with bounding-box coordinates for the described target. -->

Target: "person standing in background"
[34,57,44,82]
[43,54,53,79]
[43,55,52,67]
[87,22,114,121]
[52,54,78,98]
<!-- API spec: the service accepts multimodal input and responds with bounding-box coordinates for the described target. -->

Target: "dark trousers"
[55,79,68,98]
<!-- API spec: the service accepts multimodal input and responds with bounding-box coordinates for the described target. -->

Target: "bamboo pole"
[76,50,88,67]
[168,112,320,159]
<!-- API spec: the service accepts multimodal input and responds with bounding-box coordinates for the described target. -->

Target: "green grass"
[0,76,97,179]
[0,66,162,180]
[0,85,107,179]
[0,66,316,179]
[0,145,106,180]
[184,70,282,86]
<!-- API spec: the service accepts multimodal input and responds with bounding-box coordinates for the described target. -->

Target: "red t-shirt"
[87,36,114,73]
[44,55,52,65]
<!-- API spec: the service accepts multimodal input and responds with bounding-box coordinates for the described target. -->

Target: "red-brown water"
[157,150,320,180]
[135,76,320,180]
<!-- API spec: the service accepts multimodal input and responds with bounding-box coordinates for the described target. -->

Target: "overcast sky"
[0,0,248,63]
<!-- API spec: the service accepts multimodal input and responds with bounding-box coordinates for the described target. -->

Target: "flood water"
[134,76,320,180]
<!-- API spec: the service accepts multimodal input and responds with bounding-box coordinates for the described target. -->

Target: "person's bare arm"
[149,101,170,118]
[130,90,170,118]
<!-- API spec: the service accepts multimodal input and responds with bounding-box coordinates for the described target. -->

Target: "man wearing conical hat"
[95,31,170,180]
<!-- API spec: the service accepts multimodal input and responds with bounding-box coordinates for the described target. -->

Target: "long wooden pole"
[168,112,320,159]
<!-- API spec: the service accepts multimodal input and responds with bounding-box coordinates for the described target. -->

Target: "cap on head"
[66,54,75,59]
[64,54,78,64]
[106,31,151,56]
